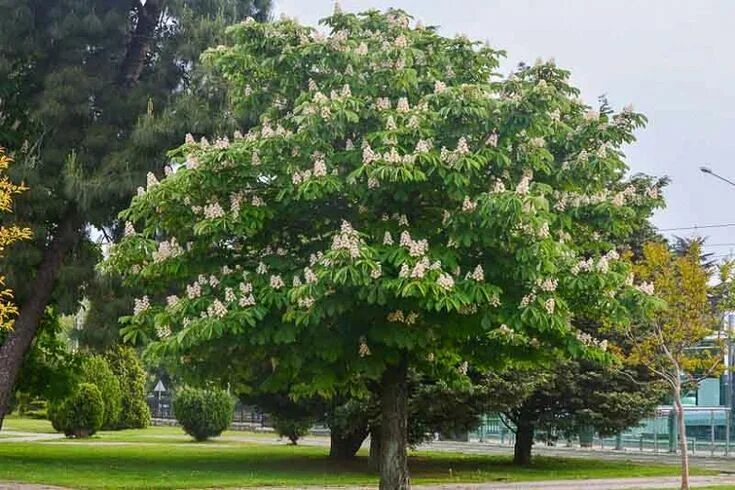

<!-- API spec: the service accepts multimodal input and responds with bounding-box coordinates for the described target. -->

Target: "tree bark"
[119,0,163,88]
[0,211,82,429]
[329,423,368,460]
[513,421,534,465]
[369,426,381,470]
[673,382,690,490]
[379,356,410,490]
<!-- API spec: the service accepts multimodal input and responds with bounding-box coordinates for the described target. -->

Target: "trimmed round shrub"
[80,355,122,429]
[48,383,104,438]
[272,415,312,445]
[105,346,151,429]
[173,387,234,441]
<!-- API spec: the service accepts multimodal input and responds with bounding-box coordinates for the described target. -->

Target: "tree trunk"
[673,384,690,490]
[119,0,163,88]
[369,426,381,470]
[0,212,81,429]
[379,356,410,490]
[513,421,534,465]
[329,424,368,460]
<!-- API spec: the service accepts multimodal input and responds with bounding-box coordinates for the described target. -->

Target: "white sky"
[274,0,735,258]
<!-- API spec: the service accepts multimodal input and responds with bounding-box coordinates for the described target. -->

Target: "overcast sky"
[274,0,735,257]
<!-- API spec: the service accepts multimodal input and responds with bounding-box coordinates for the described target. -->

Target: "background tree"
[487,361,663,465]
[108,8,663,488]
[0,0,272,428]
[105,345,151,429]
[627,241,725,490]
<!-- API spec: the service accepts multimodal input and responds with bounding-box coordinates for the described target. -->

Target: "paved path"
[0,431,63,443]
[411,475,735,489]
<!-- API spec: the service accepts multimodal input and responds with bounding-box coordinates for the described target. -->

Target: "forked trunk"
[329,423,368,460]
[0,212,81,429]
[378,356,409,490]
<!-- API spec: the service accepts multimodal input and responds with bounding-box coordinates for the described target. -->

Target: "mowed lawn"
[0,417,713,489]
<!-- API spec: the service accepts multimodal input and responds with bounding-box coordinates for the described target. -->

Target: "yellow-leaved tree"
[0,148,31,329]
[627,241,725,490]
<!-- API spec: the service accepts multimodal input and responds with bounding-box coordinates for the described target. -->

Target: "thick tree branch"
[118,0,163,88]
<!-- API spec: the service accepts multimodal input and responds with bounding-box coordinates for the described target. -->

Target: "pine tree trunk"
[119,0,163,87]
[379,356,410,490]
[513,421,534,465]
[673,383,690,490]
[329,424,368,460]
[0,212,81,429]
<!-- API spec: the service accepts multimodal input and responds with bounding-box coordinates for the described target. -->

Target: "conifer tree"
[0,0,272,428]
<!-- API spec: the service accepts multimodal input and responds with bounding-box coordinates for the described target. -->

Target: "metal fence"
[471,407,734,456]
[146,392,271,428]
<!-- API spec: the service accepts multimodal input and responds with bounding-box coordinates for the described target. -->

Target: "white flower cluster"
[297,296,315,309]
[576,331,608,352]
[371,264,382,279]
[331,221,361,258]
[239,282,256,307]
[186,282,202,299]
[293,153,328,185]
[437,273,455,290]
[358,336,371,357]
[155,324,172,339]
[133,296,150,316]
[152,238,184,263]
[636,281,655,295]
[465,265,484,282]
[570,250,619,275]
[203,202,226,220]
[516,173,532,195]
[462,196,477,212]
[303,267,318,284]
[146,172,159,190]
[544,297,555,314]
[362,143,416,166]
[399,231,429,257]
[520,292,536,308]
[270,274,285,290]
[124,222,136,237]
[536,277,558,292]
[415,139,432,154]
[387,310,419,325]
[207,299,228,318]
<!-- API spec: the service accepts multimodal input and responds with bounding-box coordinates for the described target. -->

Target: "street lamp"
[700,166,735,188]
[701,166,735,439]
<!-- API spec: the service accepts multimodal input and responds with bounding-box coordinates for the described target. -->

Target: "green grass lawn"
[0,417,718,489]
[2,414,57,433]
[0,437,712,489]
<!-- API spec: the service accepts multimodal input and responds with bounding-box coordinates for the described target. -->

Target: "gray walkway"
[412,475,735,489]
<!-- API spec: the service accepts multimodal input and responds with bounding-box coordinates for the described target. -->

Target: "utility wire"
[659,223,735,232]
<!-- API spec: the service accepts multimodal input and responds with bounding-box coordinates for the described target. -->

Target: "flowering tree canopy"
[107,7,663,488]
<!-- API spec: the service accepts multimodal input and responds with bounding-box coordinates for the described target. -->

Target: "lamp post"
[700,166,735,449]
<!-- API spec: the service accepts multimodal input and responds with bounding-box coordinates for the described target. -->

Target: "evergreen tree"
[0,0,272,428]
